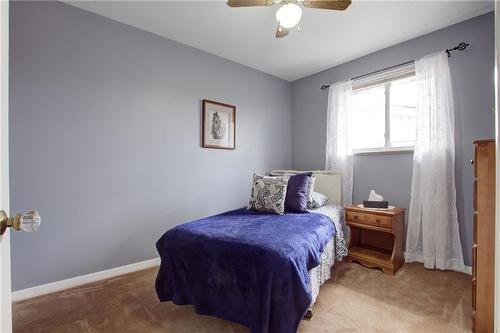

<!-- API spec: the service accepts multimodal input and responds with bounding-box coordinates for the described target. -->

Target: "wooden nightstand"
[345,205,405,275]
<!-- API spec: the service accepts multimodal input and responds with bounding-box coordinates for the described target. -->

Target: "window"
[350,74,417,153]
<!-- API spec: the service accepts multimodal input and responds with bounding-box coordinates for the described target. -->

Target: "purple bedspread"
[155,208,335,333]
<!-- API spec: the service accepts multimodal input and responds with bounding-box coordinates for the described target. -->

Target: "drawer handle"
[376,219,381,223]
[353,215,358,220]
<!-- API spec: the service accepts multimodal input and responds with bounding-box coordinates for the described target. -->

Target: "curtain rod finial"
[457,42,469,51]
[446,41,469,58]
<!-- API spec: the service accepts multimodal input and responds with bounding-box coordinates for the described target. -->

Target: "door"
[0,0,11,332]
[495,2,500,331]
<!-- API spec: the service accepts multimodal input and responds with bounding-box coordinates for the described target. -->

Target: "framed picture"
[202,99,236,150]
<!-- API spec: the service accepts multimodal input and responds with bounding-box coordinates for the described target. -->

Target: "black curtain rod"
[320,42,470,91]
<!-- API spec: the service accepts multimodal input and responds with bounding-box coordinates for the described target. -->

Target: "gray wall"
[291,12,495,266]
[9,1,291,291]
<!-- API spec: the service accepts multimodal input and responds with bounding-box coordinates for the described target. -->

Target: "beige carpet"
[13,262,471,333]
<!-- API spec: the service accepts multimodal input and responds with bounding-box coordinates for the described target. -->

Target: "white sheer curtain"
[405,51,467,273]
[325,81,353,205]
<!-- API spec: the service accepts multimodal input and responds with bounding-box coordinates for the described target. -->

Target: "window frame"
[350,64,416,155]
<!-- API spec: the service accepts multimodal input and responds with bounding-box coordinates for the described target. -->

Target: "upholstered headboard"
[270,170,342,205]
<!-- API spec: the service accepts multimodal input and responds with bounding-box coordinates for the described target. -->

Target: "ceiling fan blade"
[275,23,289,38]
[227,0,273,7]
[303,0,351,10]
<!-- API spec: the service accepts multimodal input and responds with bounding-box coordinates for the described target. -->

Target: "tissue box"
[363,200,389,208]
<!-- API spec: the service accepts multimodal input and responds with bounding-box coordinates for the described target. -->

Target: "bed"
[155,170,348,333]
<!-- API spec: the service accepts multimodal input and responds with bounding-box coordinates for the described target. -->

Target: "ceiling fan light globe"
[275,3,302,28]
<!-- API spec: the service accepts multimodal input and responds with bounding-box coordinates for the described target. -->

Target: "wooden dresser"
[345,205,405,275]
[472,139,495,333]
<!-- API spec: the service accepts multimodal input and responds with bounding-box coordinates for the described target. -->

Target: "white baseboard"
[12,257,160,302]
[11,255,471,302]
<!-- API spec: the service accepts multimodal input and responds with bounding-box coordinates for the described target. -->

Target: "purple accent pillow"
[284,172,312,213]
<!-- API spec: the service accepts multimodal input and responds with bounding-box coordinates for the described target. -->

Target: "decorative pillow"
[284,173,312,213]
[248,174,289,215]
[307,191,330,209]
[306,175,316,202]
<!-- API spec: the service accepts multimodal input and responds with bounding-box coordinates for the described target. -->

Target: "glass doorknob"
[0,210,41,235]
[17,211,41,232]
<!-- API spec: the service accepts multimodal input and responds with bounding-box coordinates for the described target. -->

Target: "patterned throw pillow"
[307,191,330,209]
[307,175,316,202]
[248,174,289,215]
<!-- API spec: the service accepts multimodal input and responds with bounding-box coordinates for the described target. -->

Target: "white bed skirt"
[309,237,335,306]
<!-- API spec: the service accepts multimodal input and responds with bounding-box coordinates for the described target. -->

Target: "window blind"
[353,62,415,91]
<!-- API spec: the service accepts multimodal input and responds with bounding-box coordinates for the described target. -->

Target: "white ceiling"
[65,1,494,81]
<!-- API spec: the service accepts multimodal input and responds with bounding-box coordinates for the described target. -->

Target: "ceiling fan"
[226,0,351,38]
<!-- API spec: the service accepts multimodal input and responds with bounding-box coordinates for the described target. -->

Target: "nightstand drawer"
[365,214,391,227]
[346,211,391,228]
[346,211,365,222]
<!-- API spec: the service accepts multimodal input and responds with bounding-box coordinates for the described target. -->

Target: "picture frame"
[202,99,236,150]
